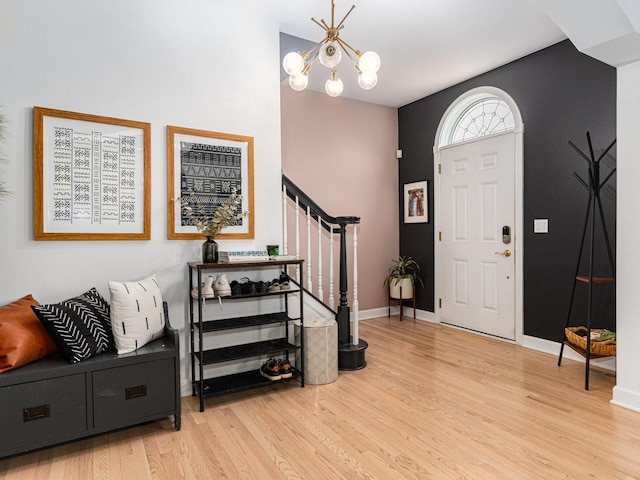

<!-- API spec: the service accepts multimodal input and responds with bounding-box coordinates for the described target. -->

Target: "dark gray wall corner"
[398,39,616,342]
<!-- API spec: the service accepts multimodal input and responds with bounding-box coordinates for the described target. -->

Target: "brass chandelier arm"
[306,51,321,71]
[301,37,331,62]
[335,5,356,32]
[312,17,329,31]
[335,37,357,64]
[335,36,361,59]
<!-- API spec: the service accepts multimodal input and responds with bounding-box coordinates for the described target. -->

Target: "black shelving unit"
[188,259,304,411]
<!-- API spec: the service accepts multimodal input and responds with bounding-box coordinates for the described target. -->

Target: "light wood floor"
[2,317,638,480]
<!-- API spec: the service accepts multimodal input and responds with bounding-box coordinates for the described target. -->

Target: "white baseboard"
[612,386,640,412]
[354,307,435,323]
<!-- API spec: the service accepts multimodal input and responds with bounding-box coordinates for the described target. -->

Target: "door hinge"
[438,164,442,174]
[439,298,442,309]
[439,231,442,241]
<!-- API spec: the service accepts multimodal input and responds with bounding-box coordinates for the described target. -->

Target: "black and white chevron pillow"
[32,288,114,364]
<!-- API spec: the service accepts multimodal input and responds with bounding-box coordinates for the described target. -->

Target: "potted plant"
[384,256,423,299]
[178,187,249,263]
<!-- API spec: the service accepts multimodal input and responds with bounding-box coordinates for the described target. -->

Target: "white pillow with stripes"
[108,275,165,354]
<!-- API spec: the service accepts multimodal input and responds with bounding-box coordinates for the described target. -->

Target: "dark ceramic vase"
[202,236,218,263]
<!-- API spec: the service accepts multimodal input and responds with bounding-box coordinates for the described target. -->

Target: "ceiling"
[268,0,567,107]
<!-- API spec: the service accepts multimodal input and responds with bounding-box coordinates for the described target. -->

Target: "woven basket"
[565,326,616,356]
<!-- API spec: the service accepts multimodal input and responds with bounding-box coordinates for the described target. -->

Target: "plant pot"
[389,277,413,299]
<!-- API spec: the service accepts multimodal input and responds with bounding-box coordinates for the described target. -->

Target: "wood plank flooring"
[2,317,639,480]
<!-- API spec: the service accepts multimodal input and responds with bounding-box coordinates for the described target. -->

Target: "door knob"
[495,249,511,257]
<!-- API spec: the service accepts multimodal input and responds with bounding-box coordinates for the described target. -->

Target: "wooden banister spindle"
[295,196,301,283]
[329,228,335,309]
[352,224,359,345]
[306,206,312,292]
[282,184,288,256]
[317,215,323,302]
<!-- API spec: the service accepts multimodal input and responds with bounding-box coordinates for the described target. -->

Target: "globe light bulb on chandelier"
[283,0,380,98]
[325,69,344,97]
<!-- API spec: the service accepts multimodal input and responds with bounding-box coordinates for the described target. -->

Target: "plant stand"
[388,285,416,322]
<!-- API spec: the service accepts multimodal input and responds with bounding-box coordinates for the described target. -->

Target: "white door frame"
[433,86,524,344]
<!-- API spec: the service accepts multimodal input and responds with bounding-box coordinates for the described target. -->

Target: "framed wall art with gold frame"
[34,107,151,240]
[167,125,254,240]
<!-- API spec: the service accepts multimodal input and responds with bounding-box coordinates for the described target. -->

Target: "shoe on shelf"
[240,277,257,295]
[279,273,290,290]
[191,276,216,299]
[278,358,293,378]
[268,280,280,292]
[260,357,281,381]
[214,273,231,297]
[230,280,242,296]
[256,281,269,294]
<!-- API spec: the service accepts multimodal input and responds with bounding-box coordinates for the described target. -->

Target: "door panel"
[440,133,515,340]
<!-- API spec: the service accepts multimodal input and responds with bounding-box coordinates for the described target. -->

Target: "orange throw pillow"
[0,294,58,373]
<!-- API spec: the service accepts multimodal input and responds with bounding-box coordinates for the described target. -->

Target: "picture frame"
[167,125,254,240]
[404,180,428,223]
[34,107,151,240]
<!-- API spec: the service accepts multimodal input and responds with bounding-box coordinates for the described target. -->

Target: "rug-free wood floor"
[1,317,637,480]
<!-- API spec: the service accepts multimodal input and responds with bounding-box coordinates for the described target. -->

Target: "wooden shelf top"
[188,258,303,268]
[576,276,614,284]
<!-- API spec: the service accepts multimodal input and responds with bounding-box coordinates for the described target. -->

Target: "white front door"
[439,132,515,340]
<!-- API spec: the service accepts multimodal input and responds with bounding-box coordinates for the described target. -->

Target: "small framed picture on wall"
[404,181,428,223]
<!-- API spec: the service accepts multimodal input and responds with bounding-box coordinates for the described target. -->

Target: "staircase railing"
[281,174,361,348]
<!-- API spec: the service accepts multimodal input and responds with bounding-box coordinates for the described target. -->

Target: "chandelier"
[282,0,381,98]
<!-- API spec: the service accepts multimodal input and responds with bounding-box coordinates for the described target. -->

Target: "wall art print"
[404,180,428,223]
[34,107,151,240]
[167,126,254,240]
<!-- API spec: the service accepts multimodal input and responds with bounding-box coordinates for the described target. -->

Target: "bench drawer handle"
[125,384,147,400]
[23,404,51,422]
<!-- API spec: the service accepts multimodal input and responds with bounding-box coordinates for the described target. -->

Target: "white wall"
[612,59,640,412]
[0,0,283,395]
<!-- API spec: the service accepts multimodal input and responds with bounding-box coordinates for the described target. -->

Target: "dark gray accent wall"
[398,40,616,341]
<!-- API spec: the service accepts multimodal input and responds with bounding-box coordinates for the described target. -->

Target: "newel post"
[336,220,350,348]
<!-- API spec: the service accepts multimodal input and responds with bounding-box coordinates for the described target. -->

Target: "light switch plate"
[534,218,548,234]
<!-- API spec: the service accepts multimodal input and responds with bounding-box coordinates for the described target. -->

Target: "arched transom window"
[440,94,515,147]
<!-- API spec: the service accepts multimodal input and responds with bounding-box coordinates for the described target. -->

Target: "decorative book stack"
[218,250,270,263]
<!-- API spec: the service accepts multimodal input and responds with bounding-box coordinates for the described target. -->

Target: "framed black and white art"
[167,125,254,240]
[34,107,151,240]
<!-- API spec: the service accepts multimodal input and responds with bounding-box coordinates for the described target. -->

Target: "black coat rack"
[557,131,616,390]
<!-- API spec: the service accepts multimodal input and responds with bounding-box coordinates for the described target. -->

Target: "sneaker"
[260,357,281,381]
[279,273,290,290]
[213,274,231,297]
[278,358,293,378]
[240,277,256,295]
[230,280,242,296]
[191,276,215,299]
[268,280,280,292]
[256,281,269,294]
